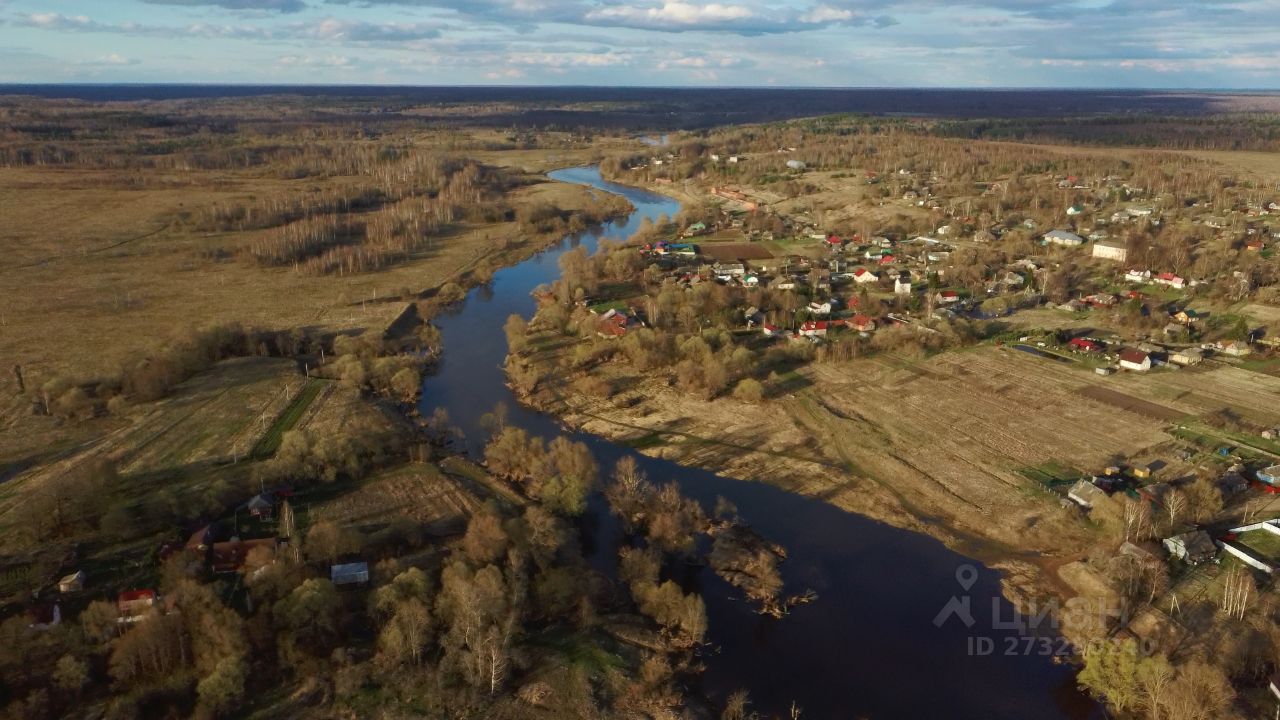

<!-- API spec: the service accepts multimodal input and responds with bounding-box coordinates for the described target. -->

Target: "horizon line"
[2,83,1279,93]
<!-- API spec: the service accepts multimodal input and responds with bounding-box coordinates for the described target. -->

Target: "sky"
[1,0,1279,87]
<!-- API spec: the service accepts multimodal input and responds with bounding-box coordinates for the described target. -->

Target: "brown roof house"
[1119,348,1151,372]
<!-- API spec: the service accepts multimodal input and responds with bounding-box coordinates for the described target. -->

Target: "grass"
[251,378,327,459]
[1018,460,1085,488]
[1235,529,1280,561]
[588,299,630,314]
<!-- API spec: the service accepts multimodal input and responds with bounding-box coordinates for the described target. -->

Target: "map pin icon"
[956,564,978,592]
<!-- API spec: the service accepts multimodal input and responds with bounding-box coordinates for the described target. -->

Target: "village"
[503,123,1280,714]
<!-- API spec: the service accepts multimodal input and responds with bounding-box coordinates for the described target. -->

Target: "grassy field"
[1235,529,1280,561]
[251,378,328,459]
[0,168,599,383]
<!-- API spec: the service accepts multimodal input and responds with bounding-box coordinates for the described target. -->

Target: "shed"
[58,571,85,594]
[331,562,370,586]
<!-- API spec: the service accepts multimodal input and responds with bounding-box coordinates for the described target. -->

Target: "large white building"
[1044,230,1085,247]
[1091,240,1128,262]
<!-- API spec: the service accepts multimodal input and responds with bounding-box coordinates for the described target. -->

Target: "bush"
[732,378,764,403]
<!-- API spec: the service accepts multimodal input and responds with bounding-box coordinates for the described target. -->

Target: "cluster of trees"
[325,331,428,403]
[24,322,322,425]
[483,427,598,515]
[258,416,402,487]
[1078,639,1238,720]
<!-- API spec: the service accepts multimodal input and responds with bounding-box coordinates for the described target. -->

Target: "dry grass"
[0,356,297,526]
[308,462,481,535]
[0,166,599,384]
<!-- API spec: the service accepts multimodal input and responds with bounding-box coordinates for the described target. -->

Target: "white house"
[808,301,833,316]
[1125,269,1151,283]
[1044,230,1085,247]
[1119,348,1152,372]
[1092,240,1128,262]
[894,277,912,295]
[852,268,879,285]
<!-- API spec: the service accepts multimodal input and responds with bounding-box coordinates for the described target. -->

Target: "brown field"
[308,462,481,536]
[0,356,299,527]
[537,344,1177,557]
[0,167,598,384]
[700,242,775,261]
[1077,385,1186,421]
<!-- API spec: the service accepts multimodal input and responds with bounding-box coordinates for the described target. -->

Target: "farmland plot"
[309,463,480,535]
[116,357,302,474]
[803,348,1171,532]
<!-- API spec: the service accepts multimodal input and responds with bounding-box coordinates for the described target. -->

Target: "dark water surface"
[418,166,1100,719]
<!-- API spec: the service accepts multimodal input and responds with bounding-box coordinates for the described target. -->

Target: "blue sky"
[1,0,1278,86]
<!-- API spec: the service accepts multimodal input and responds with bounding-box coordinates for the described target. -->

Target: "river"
[418,166,1099,719]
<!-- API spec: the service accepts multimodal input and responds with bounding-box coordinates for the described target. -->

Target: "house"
[1127,206,1155,218]
[852,268,879,284]
[1084,293,1117,308]
[1069,338,1101,353]
[1068,479,1107,509]
[1066,204,1086,217]
[894,277,912,296]
[1044,230,1085,247]
[211,537,278,573]
[761,324,781,337]
[1162,531,1217,564]
[1173,309,1201,324]
[331,562,370,587]
[1257,465,1280,488]
[714,262,746,277]
[1217,340,1252,357]
[118,589,158,623]
[934,290,961,304]
[1152,272,1185,289]
[597,309,635,339]
[799,321,829,337]
[247,493,274,519]
[1119,348,1152,372]
[808,301,833,316]
[878,254,896,265]
[682,222,708,238]
[58,571,85,594]
[1219,470,1249,495]
[1245,239,1265,252]
[850,314,877,332]
[1092,240,1128,262]
[1000,271,1025,287]
[1170,347,1205,366]
[1125,269,1152,283]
